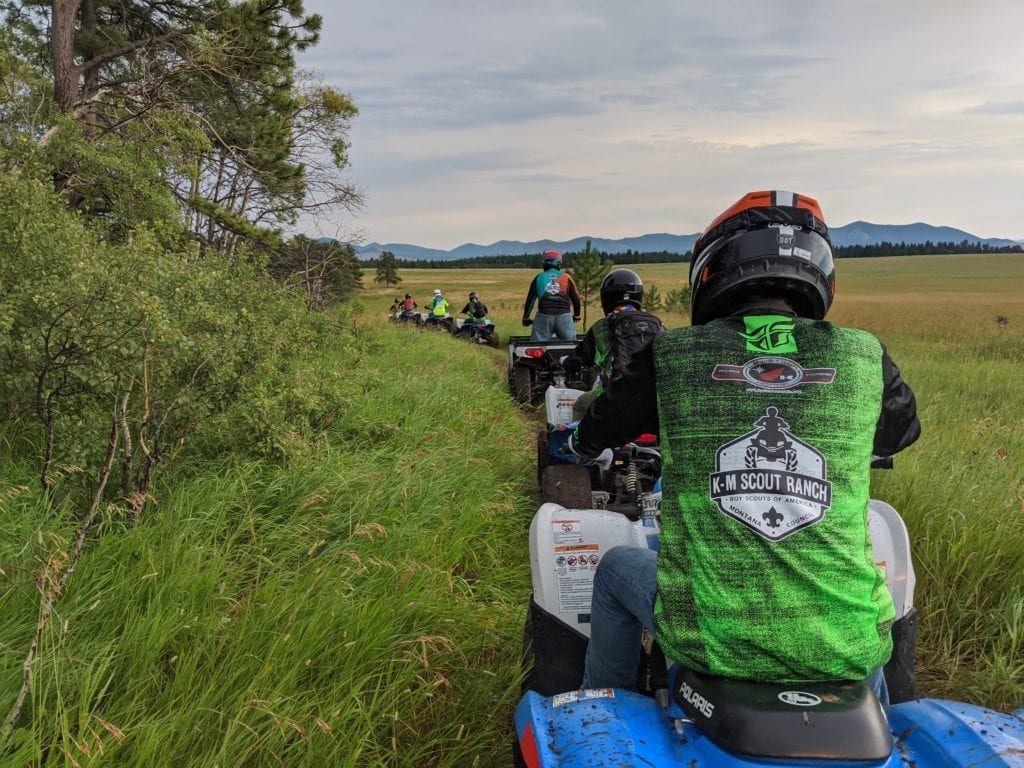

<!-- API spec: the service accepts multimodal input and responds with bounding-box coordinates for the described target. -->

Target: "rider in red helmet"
[522,251,582,341]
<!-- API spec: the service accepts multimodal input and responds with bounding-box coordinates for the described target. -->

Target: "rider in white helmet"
[425,289,450,328]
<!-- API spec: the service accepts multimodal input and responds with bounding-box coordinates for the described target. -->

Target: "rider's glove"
[522,317,533,327]
[592,448,614,471]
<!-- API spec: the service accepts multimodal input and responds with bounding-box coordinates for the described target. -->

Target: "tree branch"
[2,402,120,737]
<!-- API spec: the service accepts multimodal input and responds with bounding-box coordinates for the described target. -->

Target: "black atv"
[507,336,591,405]
[539,435,662,517]
[454,318,500,348]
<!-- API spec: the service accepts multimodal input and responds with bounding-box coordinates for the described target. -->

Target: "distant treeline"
[832,240,1022,259]
[363,240,1022,269]
[366,249,686,269]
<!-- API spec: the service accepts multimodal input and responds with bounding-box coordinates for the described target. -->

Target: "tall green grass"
[370,256,1024,711]
[2,255,1023,767]
[1,322,533,766]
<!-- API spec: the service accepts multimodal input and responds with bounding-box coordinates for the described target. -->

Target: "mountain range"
[342,222,1022,261]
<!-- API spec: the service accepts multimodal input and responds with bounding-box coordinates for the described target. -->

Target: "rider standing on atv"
[522,251,582,342]
[566,190,921,702]
[562,268,665,420]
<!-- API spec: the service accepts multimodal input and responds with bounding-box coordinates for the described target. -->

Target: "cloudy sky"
[297,1,1024,249]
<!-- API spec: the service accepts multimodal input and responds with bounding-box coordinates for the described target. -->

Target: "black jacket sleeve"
[573,342,658,457]
[873,346,921,457]
[563,328,597,375]
[522,278,539,319]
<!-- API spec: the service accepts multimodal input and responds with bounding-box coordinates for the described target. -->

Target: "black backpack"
[606,310,663,381]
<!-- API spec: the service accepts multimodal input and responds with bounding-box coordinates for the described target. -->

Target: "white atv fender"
[868,499,915,620]
[529,502,660,639]
[544,383,585,428]
[529,498,914,640]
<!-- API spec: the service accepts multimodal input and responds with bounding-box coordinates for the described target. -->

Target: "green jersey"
[652,315,895,682]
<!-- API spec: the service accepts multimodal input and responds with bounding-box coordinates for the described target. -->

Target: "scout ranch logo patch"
[712,357,836,391]
[709,407,832,541]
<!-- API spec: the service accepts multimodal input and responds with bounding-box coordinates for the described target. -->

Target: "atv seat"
[673,667,893,761]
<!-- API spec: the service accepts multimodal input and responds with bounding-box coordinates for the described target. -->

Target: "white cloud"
[298,0,1024,246]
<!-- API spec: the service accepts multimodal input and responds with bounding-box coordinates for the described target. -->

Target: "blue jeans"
[581,546,657,690]
[531,313,576,342]
[580,546,890,705]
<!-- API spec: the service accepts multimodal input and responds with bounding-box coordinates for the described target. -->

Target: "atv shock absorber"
[624,462,638,496]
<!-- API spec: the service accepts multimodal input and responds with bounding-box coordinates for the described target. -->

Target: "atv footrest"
[524,599,588,697]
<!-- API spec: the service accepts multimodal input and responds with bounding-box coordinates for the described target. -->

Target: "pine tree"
[374,251,401,287]
[568,240,612,329]
[2,0,362,250]
[643,283,664,313]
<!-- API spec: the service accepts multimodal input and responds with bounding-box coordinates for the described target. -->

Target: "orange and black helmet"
[688,190,835,325]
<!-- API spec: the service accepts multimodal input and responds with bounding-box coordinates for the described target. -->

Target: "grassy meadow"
[373,254,1024,707]
[1,326,535,766]
[0,254,1021,767]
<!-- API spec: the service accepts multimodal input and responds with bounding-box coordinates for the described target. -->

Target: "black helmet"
[600,269,644,314]
[405,293,412,298]
[689,190,835,325]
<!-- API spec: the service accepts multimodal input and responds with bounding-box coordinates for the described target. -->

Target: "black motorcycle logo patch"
[709,407,832,541]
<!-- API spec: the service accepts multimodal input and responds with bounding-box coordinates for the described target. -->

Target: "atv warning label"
[709,406,831,541]
[552,543,600,613]
[552,688,615,708]
[551,519,584,546]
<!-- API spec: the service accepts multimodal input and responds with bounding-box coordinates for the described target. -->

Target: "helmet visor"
[690,226,835,323]
[691,226,834,289]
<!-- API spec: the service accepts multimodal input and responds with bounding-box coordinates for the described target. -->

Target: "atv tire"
[484,330,499,348]
[541,464,592,508]
[509,365,532,404]
[512,737,528,768]
[536,428,553,485]
[521,610,535,694]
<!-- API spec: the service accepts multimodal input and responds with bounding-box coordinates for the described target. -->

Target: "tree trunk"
[80,0,99,133]
[52,0,83,112]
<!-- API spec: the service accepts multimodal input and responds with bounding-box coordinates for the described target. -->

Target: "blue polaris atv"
[515,667,1024,766]
[514,487,1024,767]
